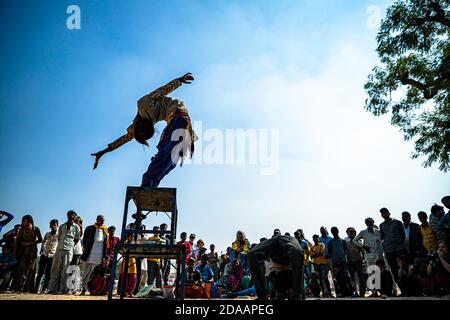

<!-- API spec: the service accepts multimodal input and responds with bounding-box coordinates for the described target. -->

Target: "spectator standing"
[430,204,445,238]
[177,232,192,265]
[35,219,59,293]
[80,215,109,295]
[346,227,366,297]
[355,218,384,266]
[418,211,437,254]
[120,233,137,296]
[147,226,165,288]
[14,215,42,292]
[160,223,172,285]
[379,208,406,283]
[319,226,333,285]
[48,210,80,294]
[71,216,83,266]
[295,229,312,282]
[207,244,220,281]
[106,226,120,271]
[401,211,423,264]
[328,227,352,297]
[189,234,197,257]
[311,234,331,297]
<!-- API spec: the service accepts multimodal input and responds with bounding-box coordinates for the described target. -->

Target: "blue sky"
[0,0,448,251]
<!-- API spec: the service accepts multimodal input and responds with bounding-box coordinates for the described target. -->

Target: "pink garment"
[120,273,137,294]
[227,265,243,292]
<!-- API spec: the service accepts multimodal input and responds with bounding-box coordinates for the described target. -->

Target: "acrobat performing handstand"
[91,73,196,189]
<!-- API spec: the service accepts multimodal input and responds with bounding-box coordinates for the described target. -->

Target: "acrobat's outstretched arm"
[91,122,135,170]
[148,73,194,98]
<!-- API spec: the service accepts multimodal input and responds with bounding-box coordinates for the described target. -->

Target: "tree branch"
[414,2,450,27]
[430,2,450,27]
[400,73,437,99]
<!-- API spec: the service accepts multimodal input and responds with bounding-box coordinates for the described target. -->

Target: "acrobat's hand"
[178,72,194,84]
[91,150,106,170]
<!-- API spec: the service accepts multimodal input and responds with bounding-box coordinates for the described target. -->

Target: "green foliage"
[365,0,450,171]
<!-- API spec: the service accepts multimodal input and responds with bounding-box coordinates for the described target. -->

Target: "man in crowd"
[160,223,172,285]
[346,227,366,297]
[295,229,312,282]
[35,219,59,293]
[355,218,383,265]
[48,210,81,294]
[272,229,281,238]
[380,208,406,283]
[430,204,445,238]
[401,211,423,264]
[106,226,120,274]
[147,226,165,288]
[328,227,353,296]
[80,215,109,295]
[319,226,333,288]
[311,234,331,297]
[177,232,192,265]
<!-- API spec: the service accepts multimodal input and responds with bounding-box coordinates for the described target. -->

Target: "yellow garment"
[120,257,137,274]
[232,239,249,254]
[420,225,437,253]
[311,243,327,265]
[147,235,166,263]
[94,223,109,248]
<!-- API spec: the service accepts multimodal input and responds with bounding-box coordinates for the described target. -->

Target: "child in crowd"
[119,233,137,297]
[376,259,394,298]
[308,271,322,298]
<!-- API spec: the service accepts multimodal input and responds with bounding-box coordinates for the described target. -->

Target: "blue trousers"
[141,116,188,188]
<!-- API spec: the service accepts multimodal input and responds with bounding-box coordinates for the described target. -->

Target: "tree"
[365,0,450,172]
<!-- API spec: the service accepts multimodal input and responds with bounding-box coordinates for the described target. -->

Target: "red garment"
[88,275,109,295]
[177,240,192,263]
[107,236,120,260]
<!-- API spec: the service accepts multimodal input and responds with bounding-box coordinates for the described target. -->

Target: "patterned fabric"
[420,225,437,254]
[107,78,197,157]
[108,131,133,152]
